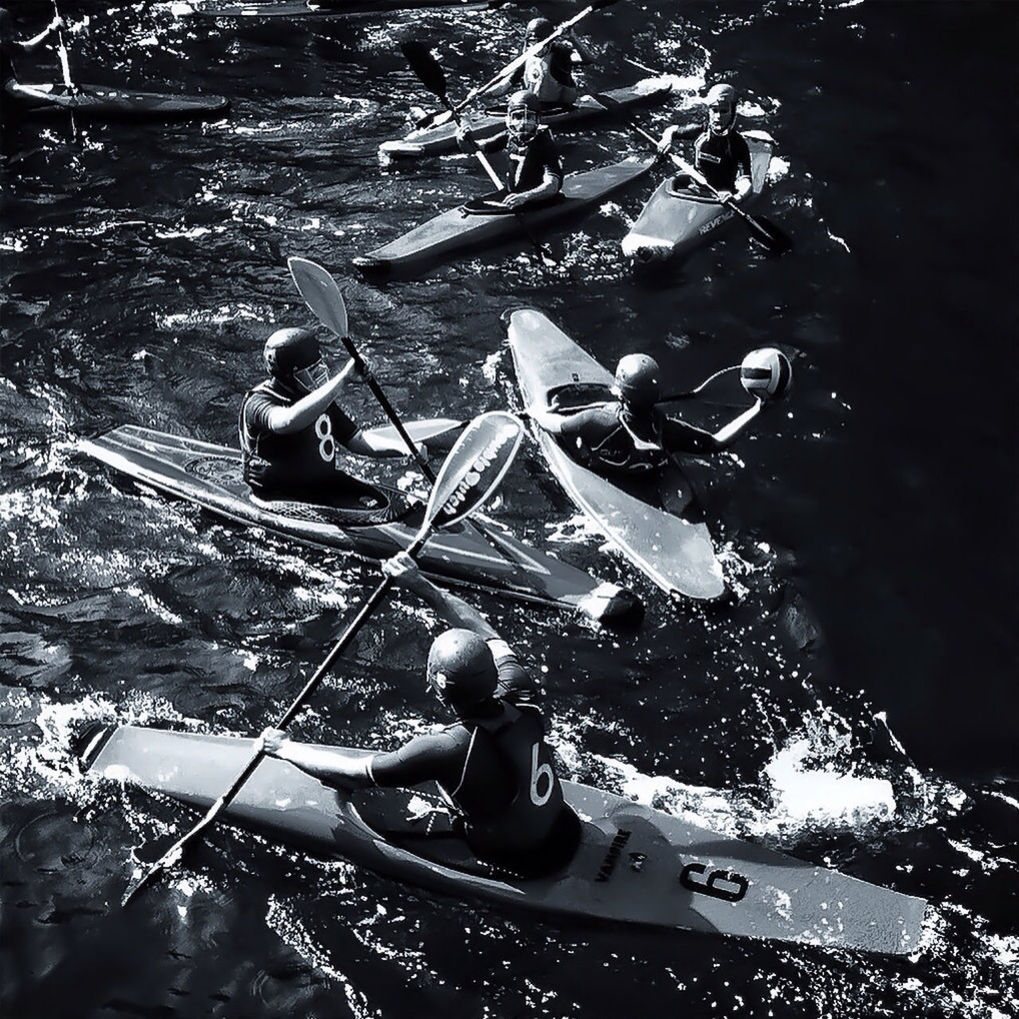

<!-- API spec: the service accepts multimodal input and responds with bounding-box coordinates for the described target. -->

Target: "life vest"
[521,45,575,104]
[440,701,566,856]
[238,379,355,494]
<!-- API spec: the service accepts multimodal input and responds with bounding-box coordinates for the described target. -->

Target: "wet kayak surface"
[1,1,1016,1018]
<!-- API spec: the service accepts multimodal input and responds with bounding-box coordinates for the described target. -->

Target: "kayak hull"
[6,82,230,121]
[381,80,673,160]
[354,157,655,280]
[85,725,928,955]
[506,308,725,600]
[621,134,774,262]
[79,423,639,623]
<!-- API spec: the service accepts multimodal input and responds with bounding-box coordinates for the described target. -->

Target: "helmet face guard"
[506,90,541,142]
[291,358,329,394]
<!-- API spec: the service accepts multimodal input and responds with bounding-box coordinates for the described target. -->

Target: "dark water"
[2,1,1016,1016]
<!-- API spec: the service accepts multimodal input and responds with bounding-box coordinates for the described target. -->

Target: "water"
[2,1,1016,1016]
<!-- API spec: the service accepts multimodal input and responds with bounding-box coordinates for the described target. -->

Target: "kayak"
[179,0,493,17]
[380,79,673,160]
[505,308,725,601]
[354,156,655,280]
[621,132,774,262]
[84,724,928,955]
[5,82,230,121]
[79,423,640,624]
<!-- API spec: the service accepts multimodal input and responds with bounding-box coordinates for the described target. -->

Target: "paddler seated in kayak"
[455,90,563,212]
[526,353,765,477]
[656,82,753,204]
[239,327,425,506]
[0,6,63,97]
[258,551,581,877]
[493,16,598,110]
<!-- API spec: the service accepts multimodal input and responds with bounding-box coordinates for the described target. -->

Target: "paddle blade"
[400,41,447,100]
[288,257,349,338]
[422,412,523,532]
[746,214,793,255]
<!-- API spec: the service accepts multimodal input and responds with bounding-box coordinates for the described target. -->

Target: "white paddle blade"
[423,412,523,531]
[288,257,349,338]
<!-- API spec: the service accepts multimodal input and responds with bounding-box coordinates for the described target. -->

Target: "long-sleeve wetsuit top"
[366,640,569,858]
[694,127,752,192]
[477,125,563,196]
[239,379,358,497]
[558,402,722,475]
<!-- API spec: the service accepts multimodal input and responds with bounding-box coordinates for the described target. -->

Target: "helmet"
[740,347,792,400]
[526,16,553,41]
[507,89,541,115]
[263,327,321,380]
[426,629,498,709]
[613,354,661,408]
[705,83,737,108]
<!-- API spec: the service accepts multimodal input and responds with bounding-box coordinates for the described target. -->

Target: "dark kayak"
[85,724,928,954]
[506,308,725,601]
[180,0,493,17]
[5,81,230,121]
[79,423,640,624]
[621,132,775,262]
[354,156,655,280]
[380,79,673,160]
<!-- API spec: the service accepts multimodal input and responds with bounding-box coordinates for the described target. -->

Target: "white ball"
[740,348,792,400]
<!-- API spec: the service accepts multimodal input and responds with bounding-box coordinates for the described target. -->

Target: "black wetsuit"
[477,124,563,196]
[558,402,721,476]
[238,379,360,500]
[366,641,577,874]
[693,128,752,192]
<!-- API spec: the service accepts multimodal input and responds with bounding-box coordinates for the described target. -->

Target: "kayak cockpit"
[349,786,582,881]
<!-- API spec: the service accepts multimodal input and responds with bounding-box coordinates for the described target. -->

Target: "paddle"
[50,1,78,136]
[289,256,441,480]
[120,410,524,907]
[593,94,793,256]
[288,256,523,570]
[400,41,557,269]
[413,0,621,130]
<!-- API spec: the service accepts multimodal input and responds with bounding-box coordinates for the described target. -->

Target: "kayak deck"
[79,424,639,623]
[380,79,673,160]
[506,308,725,601]
[85,725,928,954]
[354,157,655,280]
[622,133,774,261]
[6,82,230,121]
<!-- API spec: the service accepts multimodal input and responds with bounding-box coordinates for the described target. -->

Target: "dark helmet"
[426,629,498,709]
[526,16,553,41]
[507,89,542,115]
[263,327,320,380]
[705,83,737,108]
[613,354,661,408]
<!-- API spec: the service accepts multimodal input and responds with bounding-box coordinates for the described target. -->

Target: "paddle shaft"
[338,335,437,481]
[453,0,615,116]
[121,562,412,905]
